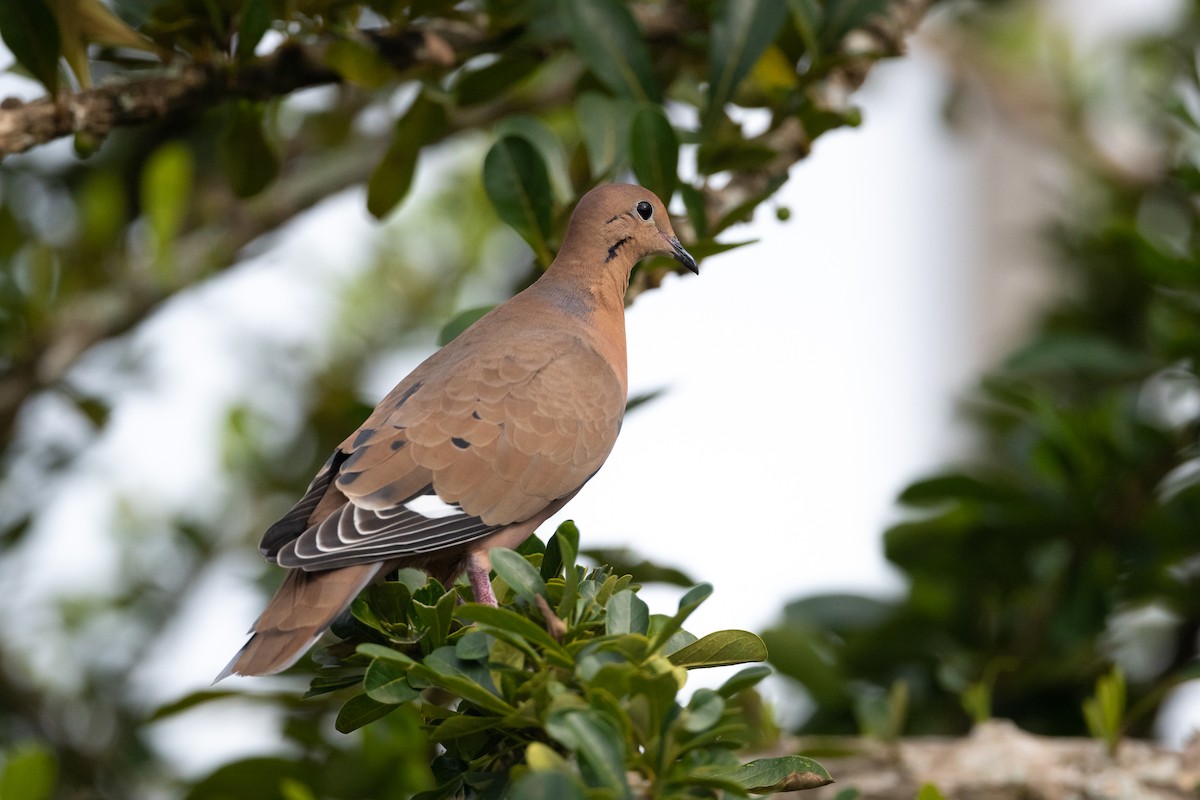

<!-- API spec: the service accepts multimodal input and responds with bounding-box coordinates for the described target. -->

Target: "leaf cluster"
[297,522,829,799]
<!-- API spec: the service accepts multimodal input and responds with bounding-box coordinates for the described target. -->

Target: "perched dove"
[219,184,698,679]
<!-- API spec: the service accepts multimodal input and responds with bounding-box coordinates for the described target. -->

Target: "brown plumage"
[218,184,698,679]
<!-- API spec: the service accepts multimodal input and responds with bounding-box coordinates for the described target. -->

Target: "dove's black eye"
[635,201,653,220]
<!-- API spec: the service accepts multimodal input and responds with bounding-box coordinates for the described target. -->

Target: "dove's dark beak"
[667,236,699,274]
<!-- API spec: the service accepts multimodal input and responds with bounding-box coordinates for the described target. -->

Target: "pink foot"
[467,555,498,606]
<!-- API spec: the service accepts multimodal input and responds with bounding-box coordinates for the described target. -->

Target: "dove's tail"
[216,562,386,681]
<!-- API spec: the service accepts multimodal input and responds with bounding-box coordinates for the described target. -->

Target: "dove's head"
[565,184,699,275]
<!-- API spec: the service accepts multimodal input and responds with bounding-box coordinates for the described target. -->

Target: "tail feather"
[216,562,385,681]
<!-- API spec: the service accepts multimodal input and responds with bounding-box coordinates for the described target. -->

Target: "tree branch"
[0,27,461,160]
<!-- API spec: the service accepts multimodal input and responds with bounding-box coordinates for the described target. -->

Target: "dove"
[219,183,697,679]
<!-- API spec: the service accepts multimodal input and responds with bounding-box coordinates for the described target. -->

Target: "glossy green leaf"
[235,0,272,58]
[561,0,659,101]
[706,0,789,127]
[606,589,649,636]
[576,92,636,179]
[693,756,832,793]
[455,603,567,660]
[335,693,397,733]
[455,630,492,661]
[219,102,279,198]
[0,0,60,94]
[668,629,767,668]
[431,714,503,743]
[367,93,448,219]
[718,664,773,698]
[495,115,573,201]
[682,689,726,733]
[544,709,631,798]
[629,104,678,202]
[490,547,547,604]
[0,744,56,800]
[649,582,712,652]
[364,659,421,704]
[482,135,554,265]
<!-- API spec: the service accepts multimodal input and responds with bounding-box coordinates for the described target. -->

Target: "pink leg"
[467,554,498,606]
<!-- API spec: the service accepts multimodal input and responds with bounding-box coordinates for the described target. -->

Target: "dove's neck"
[533,253,631,392]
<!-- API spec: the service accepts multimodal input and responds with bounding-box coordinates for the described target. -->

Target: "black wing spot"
[352,428,374,447]
[471,410,482,420]
[396,381,422,407]
[390,439,407,451]
[451,437,470,449]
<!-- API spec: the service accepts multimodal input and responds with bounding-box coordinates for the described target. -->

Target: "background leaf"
[561,0,660,102]
[629,104,679,202]
[0,0,60,94]
[483,135,555,265]
[706,0,789,128]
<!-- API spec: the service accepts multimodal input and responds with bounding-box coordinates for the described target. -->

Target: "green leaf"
[219,102,279,198]
[489,547,547,604]
[718,664,773,697]
[508,770,589,800]
[455,603,568,661]
[668,630,767,668]
[787,0,821,57]
[364,659,421,704]
[436,306,492,346]
[483,135,554,265]
[819,0,890,47]
[682,689,726,733]
[629,104,679,203]
[326,39,395,88]
[693,756,833,793]
[561,0,659,102]
[576,92,636,179]
[455,630,492,661]
[606,589,649,636]
[916,784,948,800]
[141,141,194,267]
[431,714,503,743]
[357,643,416,664]
[706,0,789,128]
[0,744,56,800]
[680,183,710,239]
[650,583,712,652]
[0,0,60,95]
[544,709,631,798]
[455,50,541,106]
[367,93,448,219]
[494,115,573,202]
[279,777,318,800]
[236,0,272,59]
[335,693,397,734]
[553,521,581,618]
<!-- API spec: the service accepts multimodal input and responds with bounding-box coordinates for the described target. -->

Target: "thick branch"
[0,28,459,159]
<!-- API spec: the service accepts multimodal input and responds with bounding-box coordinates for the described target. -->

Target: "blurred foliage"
[765,0,1200,742]
[0,0,920,797]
